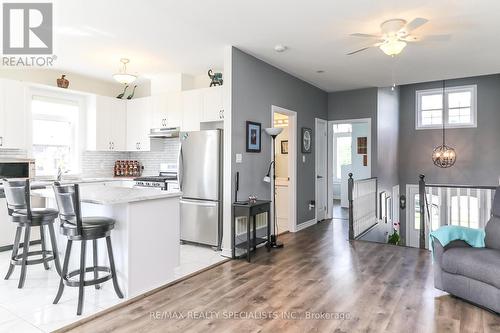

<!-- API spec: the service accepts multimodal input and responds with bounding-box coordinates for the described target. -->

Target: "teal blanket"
[429,225,485,256]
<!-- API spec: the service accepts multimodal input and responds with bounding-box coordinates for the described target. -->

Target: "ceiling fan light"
[380,40,407,56]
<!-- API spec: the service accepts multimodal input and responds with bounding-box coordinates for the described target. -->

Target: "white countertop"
[32,184,181,205]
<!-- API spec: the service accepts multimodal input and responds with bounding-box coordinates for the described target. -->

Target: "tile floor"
[0,243,226,332]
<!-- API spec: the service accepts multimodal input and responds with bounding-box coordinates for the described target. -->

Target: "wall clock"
[302,127,312,153]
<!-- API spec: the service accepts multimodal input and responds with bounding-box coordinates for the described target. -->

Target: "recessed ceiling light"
[316,70,325,74]
[274,44,287,53]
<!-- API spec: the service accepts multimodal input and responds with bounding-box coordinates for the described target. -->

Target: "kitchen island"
[33,183,181,298]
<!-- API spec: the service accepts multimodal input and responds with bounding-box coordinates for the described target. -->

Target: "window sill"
[415,124,477,130]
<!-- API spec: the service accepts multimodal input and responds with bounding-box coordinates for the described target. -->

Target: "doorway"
[327,118,371,218]
[315,118,328,221]
[271,106,297,233]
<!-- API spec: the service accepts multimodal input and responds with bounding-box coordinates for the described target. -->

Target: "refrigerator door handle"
[180,198,218,207]
[178,146,184,191]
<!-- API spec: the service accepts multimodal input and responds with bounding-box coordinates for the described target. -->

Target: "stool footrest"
[63,266,113,287]
[12,250,55,266]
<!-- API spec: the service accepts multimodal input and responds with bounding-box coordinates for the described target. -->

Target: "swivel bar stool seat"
[2,179,61,289]
[52,182,123,315]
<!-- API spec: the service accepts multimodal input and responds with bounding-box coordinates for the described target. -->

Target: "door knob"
[317,175,323,179]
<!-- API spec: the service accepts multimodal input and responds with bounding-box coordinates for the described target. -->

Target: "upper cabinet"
[126,97,152,151]
[87,96,127,151]
[201,86,224,122]
[180,86,224,131]
[0,79,26,150]
[181,90,202,131]
[150,92,182,128]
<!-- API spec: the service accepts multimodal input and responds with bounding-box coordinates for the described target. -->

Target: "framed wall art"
[246,121,262,152]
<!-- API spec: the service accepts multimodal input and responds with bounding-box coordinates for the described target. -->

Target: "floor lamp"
[263,127,284,249]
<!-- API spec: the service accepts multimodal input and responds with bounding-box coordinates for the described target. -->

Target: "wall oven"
[0,159,36,179]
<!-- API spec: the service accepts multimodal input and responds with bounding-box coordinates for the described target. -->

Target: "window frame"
[415,84,477,130]
[27,87,87,177]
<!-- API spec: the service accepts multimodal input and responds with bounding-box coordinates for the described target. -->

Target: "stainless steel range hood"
[149,127,180,138]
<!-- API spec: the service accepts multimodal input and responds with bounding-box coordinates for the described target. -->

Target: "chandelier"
[113,58,137,84]
[432,80,456,168]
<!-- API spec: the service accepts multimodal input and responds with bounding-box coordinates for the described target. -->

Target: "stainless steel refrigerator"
[178,129,222,248]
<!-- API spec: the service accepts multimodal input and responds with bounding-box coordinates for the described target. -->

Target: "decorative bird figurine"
[116,85,128,99]
[127,85,137,100]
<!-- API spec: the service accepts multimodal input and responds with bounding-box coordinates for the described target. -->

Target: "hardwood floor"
[60,219,500,333]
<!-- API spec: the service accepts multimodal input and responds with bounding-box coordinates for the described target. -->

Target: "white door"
[315,118,328,221]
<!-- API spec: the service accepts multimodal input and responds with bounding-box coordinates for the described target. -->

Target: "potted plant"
[387,221,400,245]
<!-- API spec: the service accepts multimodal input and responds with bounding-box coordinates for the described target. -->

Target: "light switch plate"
[302,155,306,163]
[236,154,243,163]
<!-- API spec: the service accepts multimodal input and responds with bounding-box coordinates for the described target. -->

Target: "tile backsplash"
[82,138,180,178]
[1,138,180,178]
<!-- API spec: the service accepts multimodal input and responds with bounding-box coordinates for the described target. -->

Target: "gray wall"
[328,88,378,177]
[377,87,399,195]
[231,47,328,224]
[398,74,500,240]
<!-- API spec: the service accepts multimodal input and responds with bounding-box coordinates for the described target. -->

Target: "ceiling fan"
[347,18,450,56]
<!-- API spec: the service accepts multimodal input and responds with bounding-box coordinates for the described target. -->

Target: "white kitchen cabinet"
[87,96,126,151]
[151,92,182,128]
[0,79,27,150]
[201,86,224,122]
[181,90,202,131]
[127,97,152,151]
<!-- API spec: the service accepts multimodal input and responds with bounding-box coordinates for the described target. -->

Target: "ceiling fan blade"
[405,18,429,32]
[346,46,372,55]
[350,33,380,38]
[423,34,452,42]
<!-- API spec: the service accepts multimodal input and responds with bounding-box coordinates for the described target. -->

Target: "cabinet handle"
[220,110,224,119]
[139,142,141,150]
[112,142,115,150]
[0,136,3,147]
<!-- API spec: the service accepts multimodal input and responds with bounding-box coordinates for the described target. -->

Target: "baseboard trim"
[220,247,233,258]
[295,218,317,232]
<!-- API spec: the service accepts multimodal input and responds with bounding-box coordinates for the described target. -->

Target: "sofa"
[432,188,500,313]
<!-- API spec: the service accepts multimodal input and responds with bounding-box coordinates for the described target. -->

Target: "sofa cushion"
[442,247,500,289]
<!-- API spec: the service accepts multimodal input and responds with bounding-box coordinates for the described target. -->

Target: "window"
[332,124,352,180]
[416,85,476,129]
[414,193,440,231]
[31,96,80,176]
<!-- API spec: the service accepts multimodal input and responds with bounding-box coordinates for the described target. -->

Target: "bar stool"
[52,182,123,315]
[2,179,61,288]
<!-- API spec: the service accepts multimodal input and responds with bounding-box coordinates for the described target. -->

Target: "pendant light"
[113,58,137,84]
[432,80,456,168]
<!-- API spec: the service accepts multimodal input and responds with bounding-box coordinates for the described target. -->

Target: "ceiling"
[52,0,500,92]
